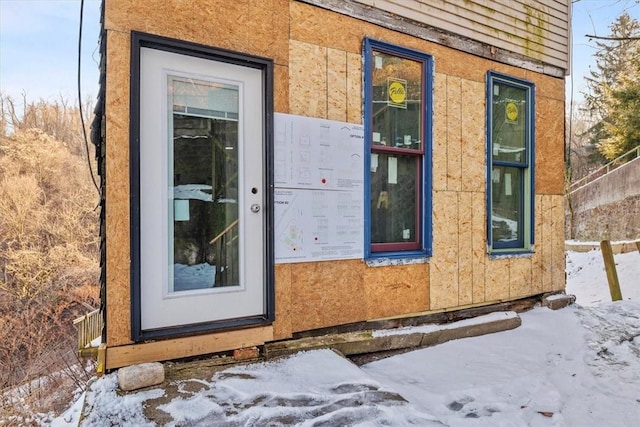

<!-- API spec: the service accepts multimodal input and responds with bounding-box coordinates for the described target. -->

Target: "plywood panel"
[105,30,133,346]
[444,52,487,84]
[273,264,293,340]
[485,257,510,301]
[363,263,430,319]
[446,76,462,192]
[274,64,290,114]
[290,260,366,332]
[541,195,553,291]
[290,1,367,54]
[550,195,566,292]
[509,257,532,299]
[471,191,487,303]
[535,96,565,195]
[433,74,448,192]
[525,70,565,102]
[289,40,327,118]
[105,0,289,65]
[247,0,290,66]
[460,79,486,192]
[531,194,544,295]
[290,262,324,330]
[346,52,363,124]
[430,191,459,309]
[458,192,473,305]
[327,48,348,122]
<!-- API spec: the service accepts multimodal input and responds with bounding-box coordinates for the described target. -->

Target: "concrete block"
[117,362,164,392]
[542,293,576,310]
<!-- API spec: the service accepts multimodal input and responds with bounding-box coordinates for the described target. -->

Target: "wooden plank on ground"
[106,326,273,370]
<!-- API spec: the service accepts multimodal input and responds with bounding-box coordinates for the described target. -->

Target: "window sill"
[488,249,534,259]
[365,254,429,267]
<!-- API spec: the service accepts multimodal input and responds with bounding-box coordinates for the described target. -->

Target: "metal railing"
[569,145,640,194]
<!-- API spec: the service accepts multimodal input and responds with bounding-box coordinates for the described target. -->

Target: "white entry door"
[138,46,266,332]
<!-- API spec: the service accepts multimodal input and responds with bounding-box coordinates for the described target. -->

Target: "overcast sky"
[0,0,638,108]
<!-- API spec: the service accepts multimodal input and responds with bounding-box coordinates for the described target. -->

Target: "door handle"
[250,204,261,213]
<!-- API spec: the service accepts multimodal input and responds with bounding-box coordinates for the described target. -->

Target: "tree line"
[569,11,640,182]
[0,93,99,425]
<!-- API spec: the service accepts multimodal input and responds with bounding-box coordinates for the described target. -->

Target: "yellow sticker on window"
[506,100,518,123]
[388,78,407,108]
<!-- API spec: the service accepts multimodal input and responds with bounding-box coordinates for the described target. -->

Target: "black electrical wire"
[78,0,101,195]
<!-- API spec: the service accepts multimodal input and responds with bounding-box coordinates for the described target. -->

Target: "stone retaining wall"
[567,157,640,241]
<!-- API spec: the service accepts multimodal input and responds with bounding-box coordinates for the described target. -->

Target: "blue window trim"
[486,71,535,253]
[363,38,433,260]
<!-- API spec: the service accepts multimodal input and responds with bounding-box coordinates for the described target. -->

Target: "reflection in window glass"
[370,154,418,244]
[169,77,240,292]
[490,166,522,243]
[491,83,526,164]
[371,52,422,151]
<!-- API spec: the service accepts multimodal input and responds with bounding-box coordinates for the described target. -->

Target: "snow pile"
[157,350,440,426]
[364,302,640,426]
[79,375,163,427]
[77,350,439,426]
[49,247,639,426]
[566,249,640,305]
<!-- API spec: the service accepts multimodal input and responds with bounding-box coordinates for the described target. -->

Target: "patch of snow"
[173,184,212,202]
[181,349,441,426]
[363,302,640,426]
[173,263,216,291]
[566,249,640,305]
[566,239,639,245]
[49,391,85,427]
[88,336,101,348]
[544,293,568,301]
[365,256,428,267]
[48,245,640,426]
[80,374,164,427]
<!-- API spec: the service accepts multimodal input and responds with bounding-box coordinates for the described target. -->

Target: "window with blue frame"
[364,38,432,258]
[486,72,535,253]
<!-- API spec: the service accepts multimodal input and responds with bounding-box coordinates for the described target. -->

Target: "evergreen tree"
[584,12,640,162]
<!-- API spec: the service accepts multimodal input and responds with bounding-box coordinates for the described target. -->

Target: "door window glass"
[169,77,240,291]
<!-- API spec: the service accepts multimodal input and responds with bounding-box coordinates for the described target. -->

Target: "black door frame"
[129,31,275,341]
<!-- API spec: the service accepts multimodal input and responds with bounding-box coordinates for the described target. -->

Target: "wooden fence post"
[600,240,622,302]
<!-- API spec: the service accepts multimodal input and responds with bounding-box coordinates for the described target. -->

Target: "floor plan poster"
[273,113,364,263]
[274,189,363,263]
[274,113,364,190]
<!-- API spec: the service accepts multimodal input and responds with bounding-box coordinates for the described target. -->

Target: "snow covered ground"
[566,249,639,305]
[50,247,639,426]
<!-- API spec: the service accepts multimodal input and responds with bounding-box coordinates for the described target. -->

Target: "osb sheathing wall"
[103,0,565,350]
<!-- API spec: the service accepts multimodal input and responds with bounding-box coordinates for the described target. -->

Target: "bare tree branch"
[585,34,640,40]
